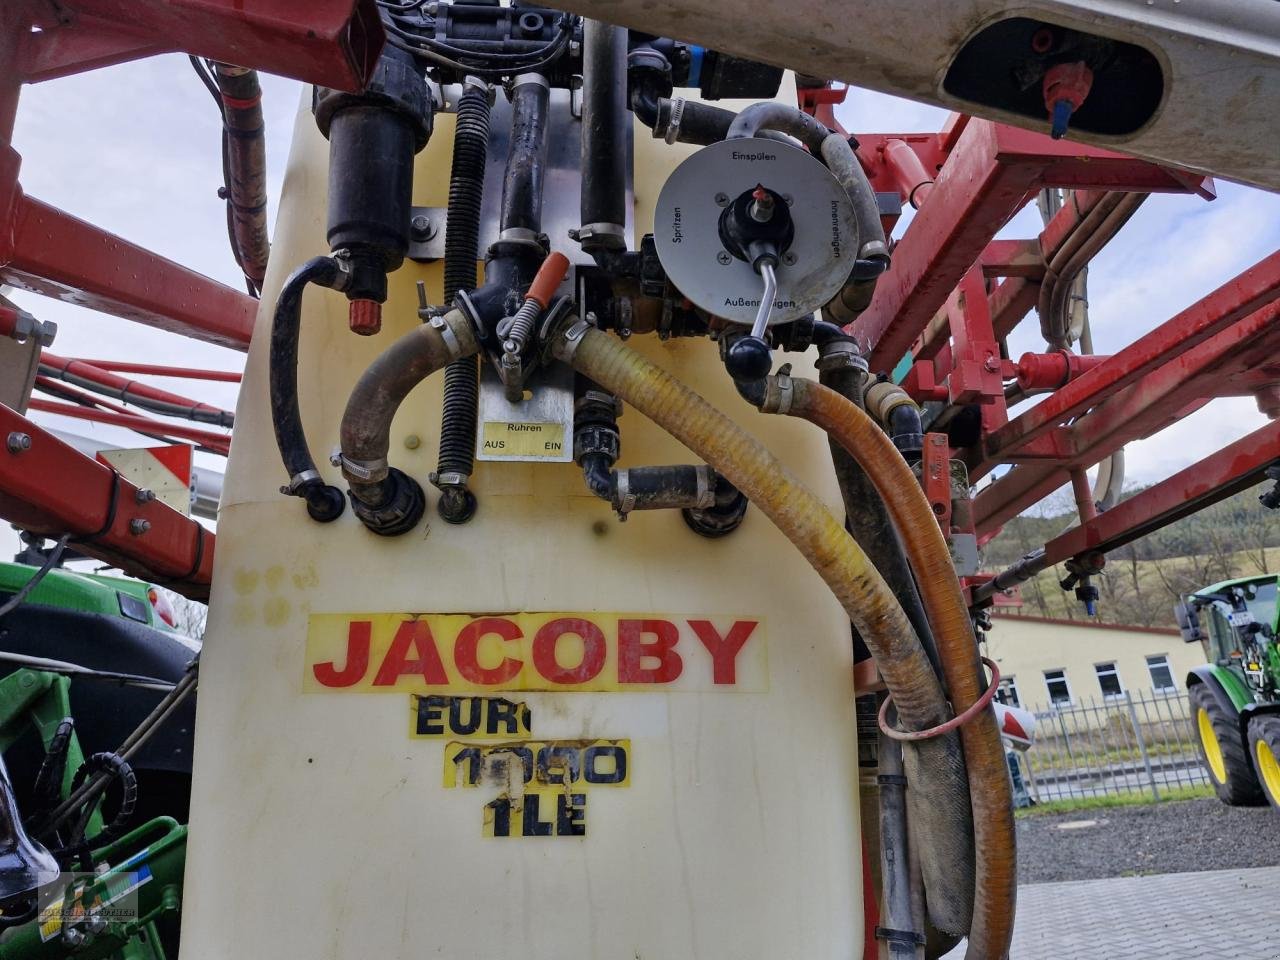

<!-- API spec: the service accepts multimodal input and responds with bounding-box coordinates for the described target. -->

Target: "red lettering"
[372,619,448,686]
[455,617,524,685]
[314,621,372,687]
[688,619,757,684]
[617,618,683,683]
[532,618,606,685]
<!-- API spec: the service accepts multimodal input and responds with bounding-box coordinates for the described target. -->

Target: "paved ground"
[997,868,1280,959]
[1018,797,1280,883]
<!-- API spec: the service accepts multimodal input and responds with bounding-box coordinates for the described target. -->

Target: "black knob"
[726,336,773,382]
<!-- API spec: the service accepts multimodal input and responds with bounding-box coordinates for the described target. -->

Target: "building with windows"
[982,614,1197,713]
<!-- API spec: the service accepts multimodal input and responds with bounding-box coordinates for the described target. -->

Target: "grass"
[1014,784,1214,818]
[1026,740,1194,773]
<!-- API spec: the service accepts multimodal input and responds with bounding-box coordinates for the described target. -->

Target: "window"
[1147,654,1176,692]
[1094,662,1124,699]
[1043,669,1072,705]
[995,676,1021,708]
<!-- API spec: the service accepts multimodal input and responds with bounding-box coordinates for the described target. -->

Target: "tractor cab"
[1183,575,1278,667]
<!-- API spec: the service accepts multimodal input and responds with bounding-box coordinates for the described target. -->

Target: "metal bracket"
[406,206,448,262]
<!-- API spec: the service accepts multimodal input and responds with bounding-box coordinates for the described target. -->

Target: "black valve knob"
[726,336,773,382]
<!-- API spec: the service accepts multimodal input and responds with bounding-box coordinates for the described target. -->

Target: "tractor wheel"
[1189,683,1262,805]
[1247,716,1280,809]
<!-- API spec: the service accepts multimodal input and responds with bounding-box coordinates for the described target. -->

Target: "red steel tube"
[882,137,935,208]
[0,404,214,598]
[40,351,233,425]
[27,399,231,453]
[69,360,241,383]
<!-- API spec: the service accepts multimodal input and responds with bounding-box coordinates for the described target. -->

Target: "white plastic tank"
[181,81,864,959]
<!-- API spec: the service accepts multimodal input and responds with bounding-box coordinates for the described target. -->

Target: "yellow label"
[479,421,566,458]
[304,612,767,693]
[443,739,631,788]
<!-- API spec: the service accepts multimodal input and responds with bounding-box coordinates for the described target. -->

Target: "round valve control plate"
[653,137,859,326]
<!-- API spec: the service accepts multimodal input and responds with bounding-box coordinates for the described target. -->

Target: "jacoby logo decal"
[305,612,767,693]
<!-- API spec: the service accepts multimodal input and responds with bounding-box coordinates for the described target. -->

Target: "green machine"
[0,557,196,957]
[1177,573,1280,808]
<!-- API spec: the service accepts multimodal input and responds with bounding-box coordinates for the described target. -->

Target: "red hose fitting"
[1015,350,1107,390]
[348,298,382,336]
[1043,61,1093,139]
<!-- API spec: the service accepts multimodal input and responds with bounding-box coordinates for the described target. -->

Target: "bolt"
[404,434,421,450]
[984,355,1000,372]
[410,214,435,241]
[716,250,732,265]
[714,192,730,207]
[329,451,343,467]
[135,488,156,505]
[781,251,798,266]
[129,518,151,536]
[6,432,31,454]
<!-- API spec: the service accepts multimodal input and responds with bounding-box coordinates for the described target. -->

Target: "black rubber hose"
[435,80,491,524]
[580,20,628,250]
[270,256,347,523]
[499,77,550,235]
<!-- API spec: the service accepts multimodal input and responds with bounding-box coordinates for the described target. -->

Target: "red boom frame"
[0,2,1276,602]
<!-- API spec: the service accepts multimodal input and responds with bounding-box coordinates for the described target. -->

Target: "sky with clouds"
[3,56,1278,560]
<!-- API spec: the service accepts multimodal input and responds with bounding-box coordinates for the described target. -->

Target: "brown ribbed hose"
[769,375,1015,960]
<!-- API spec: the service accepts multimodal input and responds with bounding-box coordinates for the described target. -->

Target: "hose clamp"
[430,314,463,359]
[284,469,321,495]
[554,318,592,362]
[462,75,488,94]
[432,471,469,488]
[664,96,685,145]
[693,465,716,508]
[340,455,388,483]
[614,470,636,517]
[499,227,540,244]
[512,72,551,90]
[763,373,794,415]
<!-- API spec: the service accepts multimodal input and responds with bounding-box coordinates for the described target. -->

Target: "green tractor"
[0,554,196,956]
[1177,573,1280,808]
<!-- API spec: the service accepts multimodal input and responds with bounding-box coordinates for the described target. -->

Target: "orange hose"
[778,376,1016,960]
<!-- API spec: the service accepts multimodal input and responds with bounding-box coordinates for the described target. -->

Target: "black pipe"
[434,78,492,525]
[269,256,348,523]
[579,21,628,253]
[499,75,551,235]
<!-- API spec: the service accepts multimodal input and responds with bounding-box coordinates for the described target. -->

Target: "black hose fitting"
[349,466,427,537]
[270,255,349,523]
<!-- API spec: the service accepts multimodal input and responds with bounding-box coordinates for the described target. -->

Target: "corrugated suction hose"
[552,322,975,937]
[762,375,1016,960]
[435,81,491,523]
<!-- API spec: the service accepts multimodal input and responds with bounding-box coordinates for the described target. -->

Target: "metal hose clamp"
[693,464,717,508]
[553,317,591,362]
[339,455,388,483]
[664,96,686,145]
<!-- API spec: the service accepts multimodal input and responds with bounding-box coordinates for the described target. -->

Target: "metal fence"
[1010,689,1209,803]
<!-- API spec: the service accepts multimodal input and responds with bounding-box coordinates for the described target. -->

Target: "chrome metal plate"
[475,362,574,463]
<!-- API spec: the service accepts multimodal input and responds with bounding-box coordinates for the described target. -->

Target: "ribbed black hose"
[436,83,491,514]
